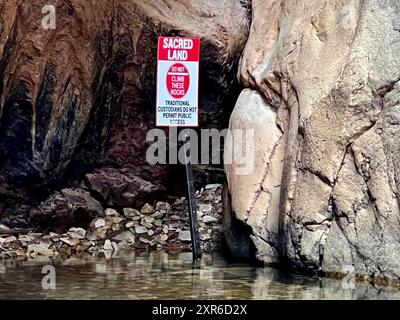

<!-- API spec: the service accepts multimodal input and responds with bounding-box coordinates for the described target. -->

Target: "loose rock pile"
[0,184,224,259]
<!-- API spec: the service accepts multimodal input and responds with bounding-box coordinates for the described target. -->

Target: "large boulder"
[225,0,400,280]
[0,0,250,198]
[30,188,104,233]
[85,167,165,208]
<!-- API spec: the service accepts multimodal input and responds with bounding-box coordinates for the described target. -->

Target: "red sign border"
[156,36,200,128]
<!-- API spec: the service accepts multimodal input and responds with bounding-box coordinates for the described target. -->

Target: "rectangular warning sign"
[156,36,200,127]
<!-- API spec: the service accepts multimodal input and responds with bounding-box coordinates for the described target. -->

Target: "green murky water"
[0,252,399,300]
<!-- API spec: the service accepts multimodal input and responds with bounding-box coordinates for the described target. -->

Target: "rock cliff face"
[225,0,400,280]
[0,0,249,204]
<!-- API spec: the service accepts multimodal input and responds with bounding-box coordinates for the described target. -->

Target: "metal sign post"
[183,129,202,260]
[156,36,201,260]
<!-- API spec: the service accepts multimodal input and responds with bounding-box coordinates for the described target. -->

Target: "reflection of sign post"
[156,36,200,127]
[156,36,202,260]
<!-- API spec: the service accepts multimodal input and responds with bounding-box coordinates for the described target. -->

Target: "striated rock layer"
[0,0,249,203]
[225,0,400,280]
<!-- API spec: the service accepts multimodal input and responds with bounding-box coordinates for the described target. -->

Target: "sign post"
[157,36,201,260]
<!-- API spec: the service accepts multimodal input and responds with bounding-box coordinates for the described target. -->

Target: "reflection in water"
[0,252,399,300]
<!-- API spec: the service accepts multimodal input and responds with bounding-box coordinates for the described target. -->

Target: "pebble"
[151,211,165,219]
[105,208,119,217]
[139,237,151,244]
[94,218,106,229]
[0,224,10,232]
[103,240,113,251]
[125,221,135,229]
[140,203,154,215]
[148,230,155,237]
[202,215,219,224]
[178,230,192,242]
[18,235,35,242]
[27,243,54,256]
[198,203,212,214]
[154,220,162,227]
[113,231,135,244]
[200,233,212,241]
[143,216,155,224]
[69,227,86,237]
[141,222,153,229]
[205,184,222,190]
[4,236,17,243]
[123,208,140,218]
[156,202,171,212]
[135,226,148,234]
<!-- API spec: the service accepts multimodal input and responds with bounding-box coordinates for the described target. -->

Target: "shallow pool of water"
[0,252,399,299]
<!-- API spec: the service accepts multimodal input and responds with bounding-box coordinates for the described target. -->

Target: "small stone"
[154,220,162,227]
[198,203,212,214]
[60,238,71,245]
[123,208,140,218]
[109,216,125,225]
[160,234,168,242]
[205,183,222,190]
[174,198,183,205]
[0,224,10,232]
[113,231,135,244]
[163,226,169,234]
[103,239,113,251]
[200,233,212,241]
[28,243,54,256]
[171,215,180,220]
[69,227,86,237]
[18,235,35,242]
[76,245,90,252]
[143,216,155,224]
[148,230,155,237]
[139,237,151,244]
[4,236,17,243]
[94,218,106,229]
[202,215,218,224]
[105,208,119,217]
[85,231,98,241]
[94,226,110,239]
[140,203,154,215]
[155,202,171,213]
[134,226,148,234]
[142,223,153,229]
[112,224,121,231]
[151,211,165,219]
[178,230,191,242]
[125,221,135,228]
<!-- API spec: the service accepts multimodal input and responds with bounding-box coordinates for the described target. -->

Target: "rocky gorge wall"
[0,0,249,225]
[1,0,400,283]
[225,0,400,281]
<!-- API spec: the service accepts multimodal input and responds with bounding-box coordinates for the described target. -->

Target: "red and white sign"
[156,36,200,127]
